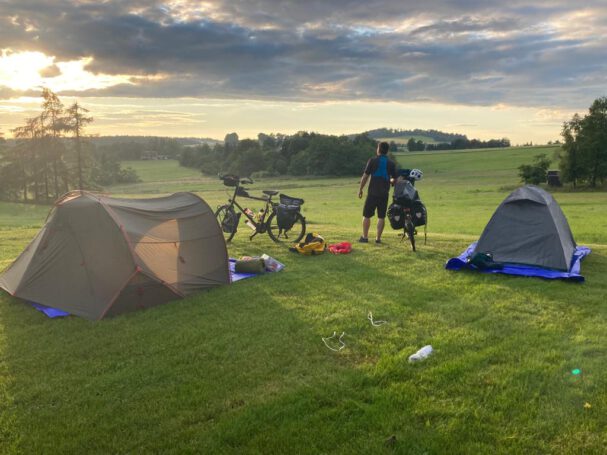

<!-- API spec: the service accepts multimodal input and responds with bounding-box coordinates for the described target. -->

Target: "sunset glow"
[0,1,605,142]
[0,50,136,93]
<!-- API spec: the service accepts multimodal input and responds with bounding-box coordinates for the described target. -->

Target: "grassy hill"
[1,146,607,453]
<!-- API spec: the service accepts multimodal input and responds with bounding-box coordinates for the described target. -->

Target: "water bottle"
[244,207,254,217]
[408,345,433,363]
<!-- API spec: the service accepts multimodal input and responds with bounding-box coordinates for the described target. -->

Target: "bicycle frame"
[225,185,276,238]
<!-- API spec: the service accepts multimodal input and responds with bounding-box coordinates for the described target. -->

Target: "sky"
[0,0,606,143]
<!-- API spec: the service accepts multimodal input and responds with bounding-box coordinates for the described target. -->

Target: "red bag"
[328,242,352,254]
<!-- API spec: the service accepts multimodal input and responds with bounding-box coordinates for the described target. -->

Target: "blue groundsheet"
[29,258,263,318]
[228,258,260,282]
[445,242,591,282]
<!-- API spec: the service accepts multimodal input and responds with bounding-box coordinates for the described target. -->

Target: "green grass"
[1,147,607,453]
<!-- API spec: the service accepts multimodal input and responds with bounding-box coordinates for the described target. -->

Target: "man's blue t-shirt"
[364,155,397,197]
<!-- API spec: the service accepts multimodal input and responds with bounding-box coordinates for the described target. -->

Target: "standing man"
[358,141,397,243]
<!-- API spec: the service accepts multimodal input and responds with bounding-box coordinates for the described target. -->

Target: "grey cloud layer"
[1,0,606,108]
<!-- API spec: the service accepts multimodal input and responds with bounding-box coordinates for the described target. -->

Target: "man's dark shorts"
[363,194,388,218]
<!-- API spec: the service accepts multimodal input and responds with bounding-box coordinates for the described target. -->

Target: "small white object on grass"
[368,311,387,326]
[408,345,433,362]
[322,331,346,351]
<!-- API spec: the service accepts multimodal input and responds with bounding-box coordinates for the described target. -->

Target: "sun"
[0,50,53,91]
[0,49,137,93]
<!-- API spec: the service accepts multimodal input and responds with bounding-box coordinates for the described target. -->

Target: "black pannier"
[222,175,240,187]
[276,194,304,230]
[411,200,427,227]
[387,203,405,229]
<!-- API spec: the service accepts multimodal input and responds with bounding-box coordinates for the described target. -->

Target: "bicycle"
[399,206,420,252]
[388,169,427,252]
[215,174,306,243]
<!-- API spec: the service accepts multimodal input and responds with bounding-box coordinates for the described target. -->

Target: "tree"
[560,114,583,188]
[406,137,416,152]
[518,154,551,185]
[65,102,93,190]
[41,88,67,197]
[224,132,239,151]
[560,97,607,187]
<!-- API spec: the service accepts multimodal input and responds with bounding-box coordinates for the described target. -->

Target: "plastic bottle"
[408,345,433,363]
[244,207,254,217]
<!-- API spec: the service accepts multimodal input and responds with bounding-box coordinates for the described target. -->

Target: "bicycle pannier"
[221,211,240,233]
[387,203,405,229]
[277,193,304,230]
[411,200,427,227]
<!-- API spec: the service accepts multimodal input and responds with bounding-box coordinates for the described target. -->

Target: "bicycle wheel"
[215,205,238,243]
[267,211,306,243]
[405,217,416,252]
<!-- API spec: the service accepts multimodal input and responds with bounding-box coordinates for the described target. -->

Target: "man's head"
[377,141,390,155]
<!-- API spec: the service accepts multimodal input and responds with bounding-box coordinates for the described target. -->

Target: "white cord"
[322,331,346,351]
[368,311,387,326]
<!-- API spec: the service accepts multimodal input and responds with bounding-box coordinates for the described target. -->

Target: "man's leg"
[376,218,385,241]
[361,195,375,241]
[375,195,388,242]
[362,217,371,239]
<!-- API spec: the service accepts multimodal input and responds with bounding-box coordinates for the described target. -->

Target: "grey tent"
[0,191,230,320]
[472,185,576,271]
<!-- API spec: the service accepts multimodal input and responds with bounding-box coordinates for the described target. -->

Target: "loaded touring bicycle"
[215,175,306,243]
[387,169,427,251]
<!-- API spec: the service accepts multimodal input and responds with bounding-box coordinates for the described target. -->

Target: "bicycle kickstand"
[249,230,259,241]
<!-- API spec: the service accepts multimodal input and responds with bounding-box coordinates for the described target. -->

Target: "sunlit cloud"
[0,1,605,143]
[0,49,152,93]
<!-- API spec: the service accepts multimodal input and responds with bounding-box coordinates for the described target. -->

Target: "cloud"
[0,0,605,110]
[39,63,61,78]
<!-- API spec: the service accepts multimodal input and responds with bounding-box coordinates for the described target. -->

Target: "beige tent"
[0,191,230,320]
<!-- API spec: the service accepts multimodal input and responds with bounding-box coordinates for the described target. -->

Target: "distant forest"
[365,128,466,143]
[179,132,380,177]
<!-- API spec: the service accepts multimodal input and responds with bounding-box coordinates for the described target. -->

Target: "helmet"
[409,169,423,180]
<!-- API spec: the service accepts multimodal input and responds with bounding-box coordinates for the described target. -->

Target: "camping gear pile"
[446,185,591,281]
[290,233,327,255]
[0,191,230,320]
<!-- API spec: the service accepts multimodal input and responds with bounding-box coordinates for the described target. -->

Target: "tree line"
[407,137,510,152]
[179,131,380,177]
[559,97,607,188]
[516,97,607,188]
[366,128,466,143]
[0,90,140,203]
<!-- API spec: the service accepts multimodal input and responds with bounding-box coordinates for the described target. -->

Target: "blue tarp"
[30,302,70,318]
[445,242,591,282]
[228,258,259,282]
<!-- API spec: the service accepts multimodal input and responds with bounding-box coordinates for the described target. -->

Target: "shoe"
[358,236,369,243]
[375,239,382,244]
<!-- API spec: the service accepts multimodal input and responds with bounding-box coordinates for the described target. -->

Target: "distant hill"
[364,128,467,144]
[89,136,220,147]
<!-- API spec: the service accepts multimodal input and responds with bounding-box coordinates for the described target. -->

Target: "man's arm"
[358,173,369,199]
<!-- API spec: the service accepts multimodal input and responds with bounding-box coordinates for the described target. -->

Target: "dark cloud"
[0,0,606,109]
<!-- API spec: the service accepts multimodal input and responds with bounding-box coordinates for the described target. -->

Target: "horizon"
[1,1,606,143]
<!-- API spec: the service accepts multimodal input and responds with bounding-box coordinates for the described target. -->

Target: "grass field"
[2,146,607,453]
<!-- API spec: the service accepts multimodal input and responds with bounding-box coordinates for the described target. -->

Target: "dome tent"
[472,185,576,271]
[0,191,230,320]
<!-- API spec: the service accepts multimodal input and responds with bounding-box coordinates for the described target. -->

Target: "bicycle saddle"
[263,190,279,196]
